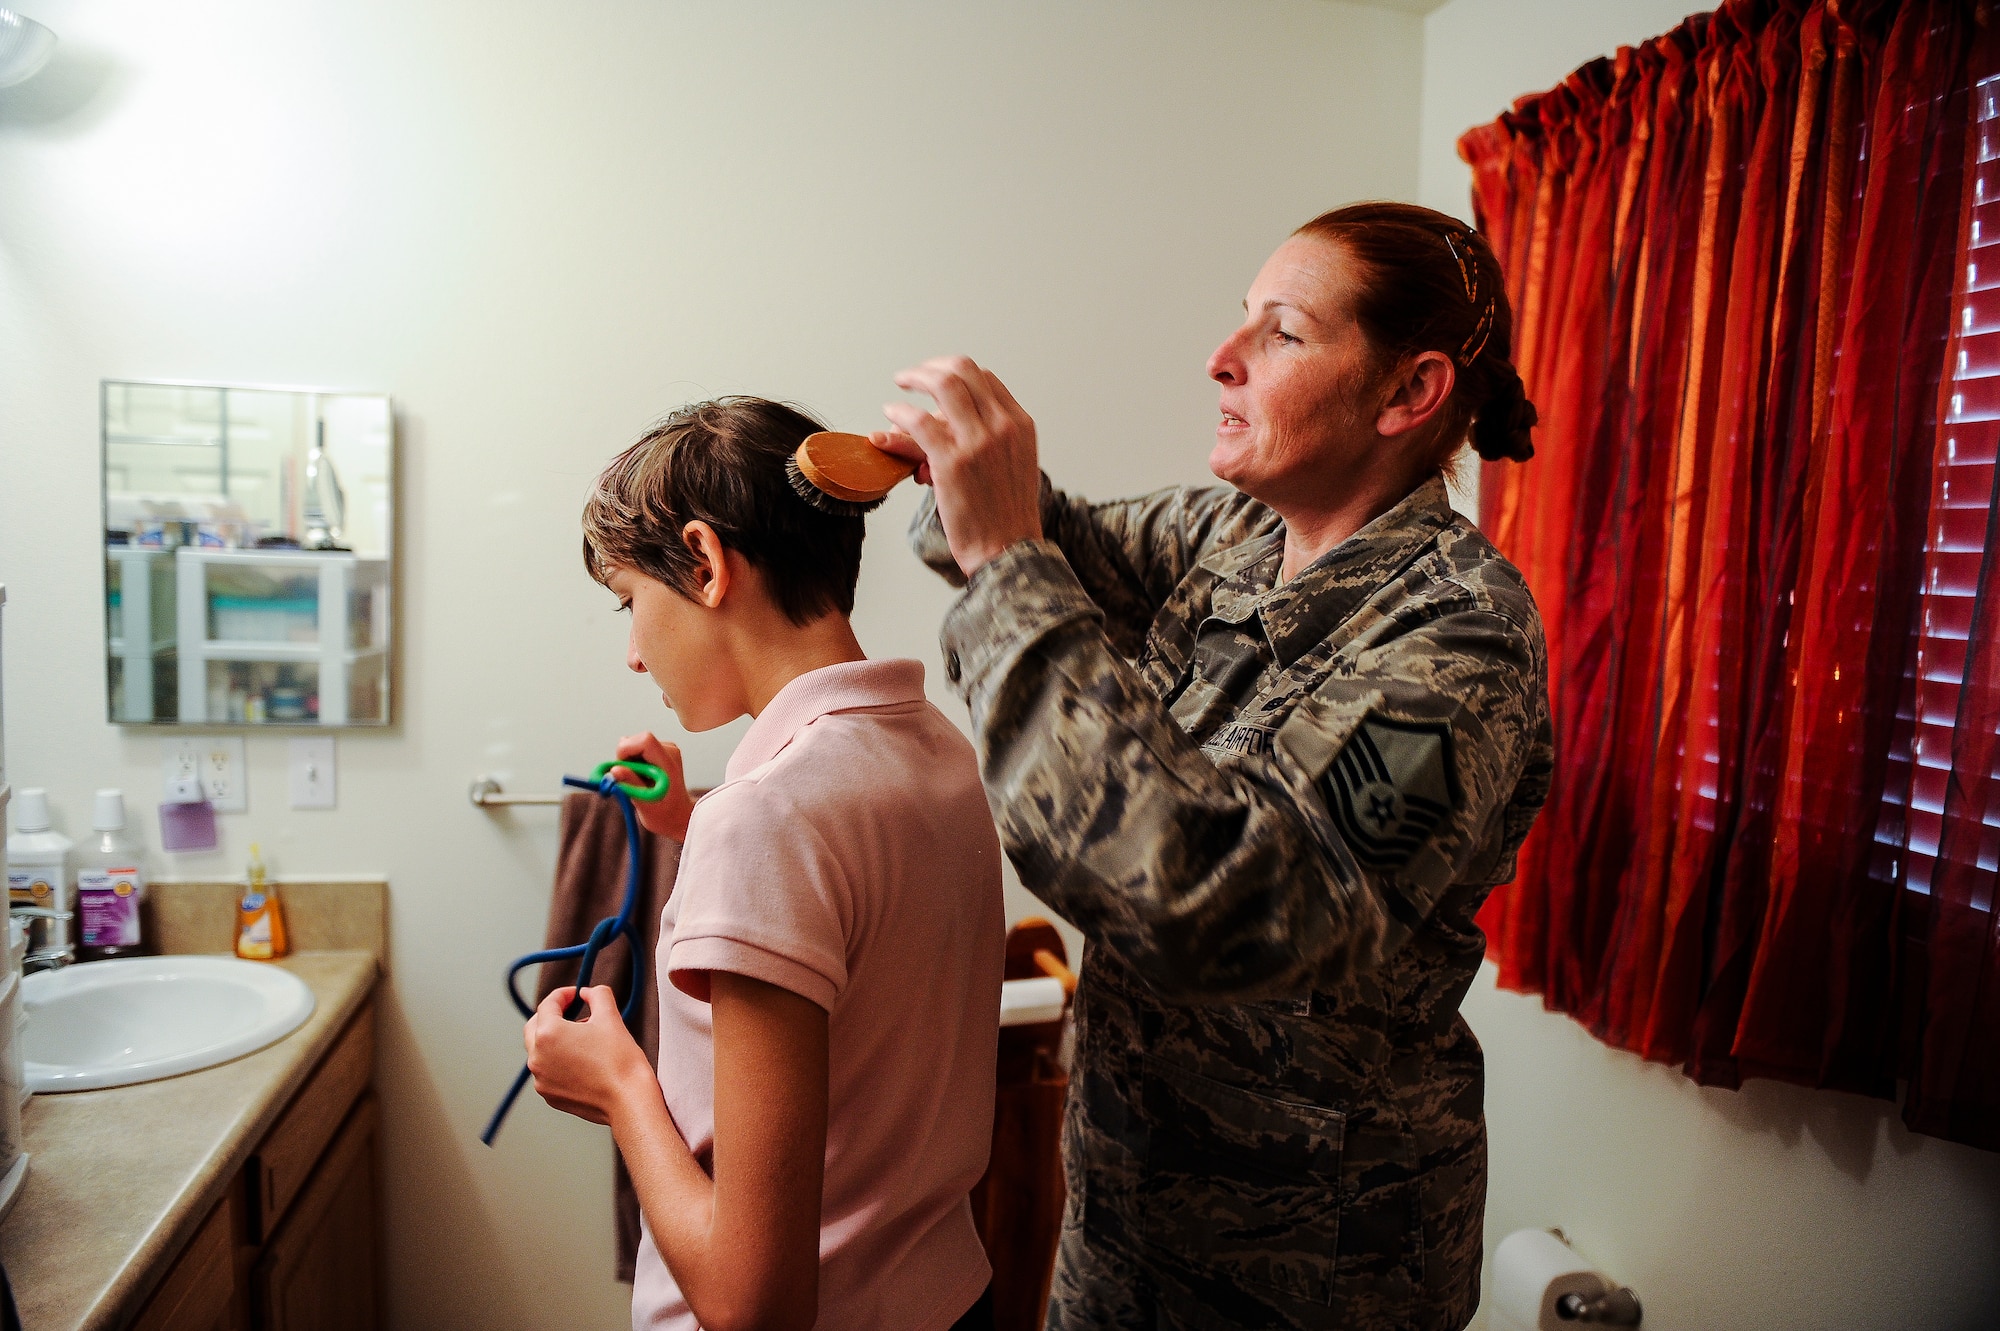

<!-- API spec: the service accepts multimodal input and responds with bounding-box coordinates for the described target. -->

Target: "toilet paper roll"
[1491,1228,1614,1331]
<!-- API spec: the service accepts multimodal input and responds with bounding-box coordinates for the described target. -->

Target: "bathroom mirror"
[101,379,394,727]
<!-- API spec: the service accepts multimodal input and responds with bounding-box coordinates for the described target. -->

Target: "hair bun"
[1473,365,1538,463]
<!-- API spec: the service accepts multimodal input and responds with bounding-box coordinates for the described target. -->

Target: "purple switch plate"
[159,799,219,852]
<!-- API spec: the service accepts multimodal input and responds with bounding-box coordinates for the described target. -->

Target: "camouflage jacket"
[912,474,1551,1331]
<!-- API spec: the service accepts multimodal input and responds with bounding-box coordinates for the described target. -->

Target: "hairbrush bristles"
[787,452,888,516]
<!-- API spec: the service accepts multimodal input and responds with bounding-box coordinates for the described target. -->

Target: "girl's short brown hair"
[581,397,864,625]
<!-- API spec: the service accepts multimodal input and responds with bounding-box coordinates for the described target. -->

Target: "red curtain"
[1465,0,2000,1150]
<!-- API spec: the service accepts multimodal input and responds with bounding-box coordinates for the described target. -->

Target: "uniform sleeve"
[942,540,1546,1002]
[909,475,1254,658]
[666,783,852,1010]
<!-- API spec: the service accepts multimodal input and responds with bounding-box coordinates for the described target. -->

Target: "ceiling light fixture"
[0,7,56,89]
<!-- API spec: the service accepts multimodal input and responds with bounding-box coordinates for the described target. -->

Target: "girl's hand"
[883,356,1043,577]
[611,732,696,842]
[525,985,654,1126]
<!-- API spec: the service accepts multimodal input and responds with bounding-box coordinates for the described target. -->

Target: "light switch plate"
[163,736,246,812]
[288,737,336,810]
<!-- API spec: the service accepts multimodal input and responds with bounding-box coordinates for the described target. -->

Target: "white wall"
[1418,0,1696,222]
[1420,3,2000,1328]
[0,1,1422,1327]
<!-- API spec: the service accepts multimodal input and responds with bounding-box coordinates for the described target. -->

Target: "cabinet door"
[253,1003,375,1241]
[131,1188,239,1331]
[251,1094,378,1331]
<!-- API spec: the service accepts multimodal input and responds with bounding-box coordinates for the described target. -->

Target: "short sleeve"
[665,780,851,1010]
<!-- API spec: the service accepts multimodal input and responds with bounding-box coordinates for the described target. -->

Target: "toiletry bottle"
[235,842,289,961]
[76,789,149,962]
[6,788,74,961]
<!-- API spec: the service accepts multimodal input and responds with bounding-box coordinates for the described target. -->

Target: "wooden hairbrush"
[786,432,917,516]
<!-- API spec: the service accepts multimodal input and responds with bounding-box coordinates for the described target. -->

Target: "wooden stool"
[969,919,1074,1331]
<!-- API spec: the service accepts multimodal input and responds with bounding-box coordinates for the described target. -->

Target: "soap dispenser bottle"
[76,789,150,962]
[6,788,73,962]
[236,842,288,961]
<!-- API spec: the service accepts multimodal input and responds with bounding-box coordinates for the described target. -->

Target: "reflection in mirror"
[102,380,393,726]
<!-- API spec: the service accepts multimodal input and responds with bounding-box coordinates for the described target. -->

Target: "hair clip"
[1459,298,1496,366]
[1443,231,1480,304]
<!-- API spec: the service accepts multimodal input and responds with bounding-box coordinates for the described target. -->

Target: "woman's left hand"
[881,356,1043,577]
[525,985,655,1126]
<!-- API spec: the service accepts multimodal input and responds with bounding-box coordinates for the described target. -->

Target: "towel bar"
[468,777,563,808]
[471,776,712,809]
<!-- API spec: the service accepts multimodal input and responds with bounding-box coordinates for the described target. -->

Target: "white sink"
[22,956,316,1093]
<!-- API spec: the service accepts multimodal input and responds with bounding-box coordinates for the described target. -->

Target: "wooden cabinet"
[252,1096,377,1331]
[129,1000,378,1331]
[130,1192,237,1331]
[250,1005,375,1242]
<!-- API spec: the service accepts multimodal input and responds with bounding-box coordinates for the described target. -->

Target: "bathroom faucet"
[12,906,75,973]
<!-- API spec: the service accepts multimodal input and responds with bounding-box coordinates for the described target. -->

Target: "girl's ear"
[682,521,732,609]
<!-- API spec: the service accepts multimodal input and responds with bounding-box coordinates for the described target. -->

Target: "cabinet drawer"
[131,1189,236,1331]
[251,1001,374,1240]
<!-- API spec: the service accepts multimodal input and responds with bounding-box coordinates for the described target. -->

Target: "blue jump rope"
[480,759,671,1147]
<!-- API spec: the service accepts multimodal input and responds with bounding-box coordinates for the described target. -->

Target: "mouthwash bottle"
[6,788,74,959]
[77,789,150,961]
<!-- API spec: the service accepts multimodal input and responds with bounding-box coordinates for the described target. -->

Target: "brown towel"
[535,789,684,1283]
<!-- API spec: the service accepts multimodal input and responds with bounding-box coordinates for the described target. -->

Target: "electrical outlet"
[162,740,201,798]
[202,737,247,811]
[163,736,246,813]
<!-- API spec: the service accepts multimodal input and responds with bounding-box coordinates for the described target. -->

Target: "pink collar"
[726,658,927,781]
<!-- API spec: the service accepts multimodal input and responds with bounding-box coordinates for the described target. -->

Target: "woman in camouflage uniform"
[880,202,1552,1331]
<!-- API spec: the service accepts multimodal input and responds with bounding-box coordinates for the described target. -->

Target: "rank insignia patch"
[1322,716,1456,872]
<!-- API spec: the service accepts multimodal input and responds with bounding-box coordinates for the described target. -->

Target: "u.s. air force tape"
[1321,715,1457,872]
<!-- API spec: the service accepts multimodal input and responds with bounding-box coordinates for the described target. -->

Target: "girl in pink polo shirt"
[525,398,1005,1331]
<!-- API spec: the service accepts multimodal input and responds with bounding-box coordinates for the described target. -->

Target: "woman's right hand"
[611,732,695,842]
[879,356,1044,578]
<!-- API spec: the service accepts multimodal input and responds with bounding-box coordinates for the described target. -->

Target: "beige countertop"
[0,951,378,1331]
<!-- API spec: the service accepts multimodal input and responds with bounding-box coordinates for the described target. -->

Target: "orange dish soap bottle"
[236,842,289,961]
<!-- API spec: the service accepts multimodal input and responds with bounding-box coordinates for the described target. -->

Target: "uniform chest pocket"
[1137,1054,1345,1308]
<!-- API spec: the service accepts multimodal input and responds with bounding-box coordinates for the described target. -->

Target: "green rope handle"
[590,759,672,802]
